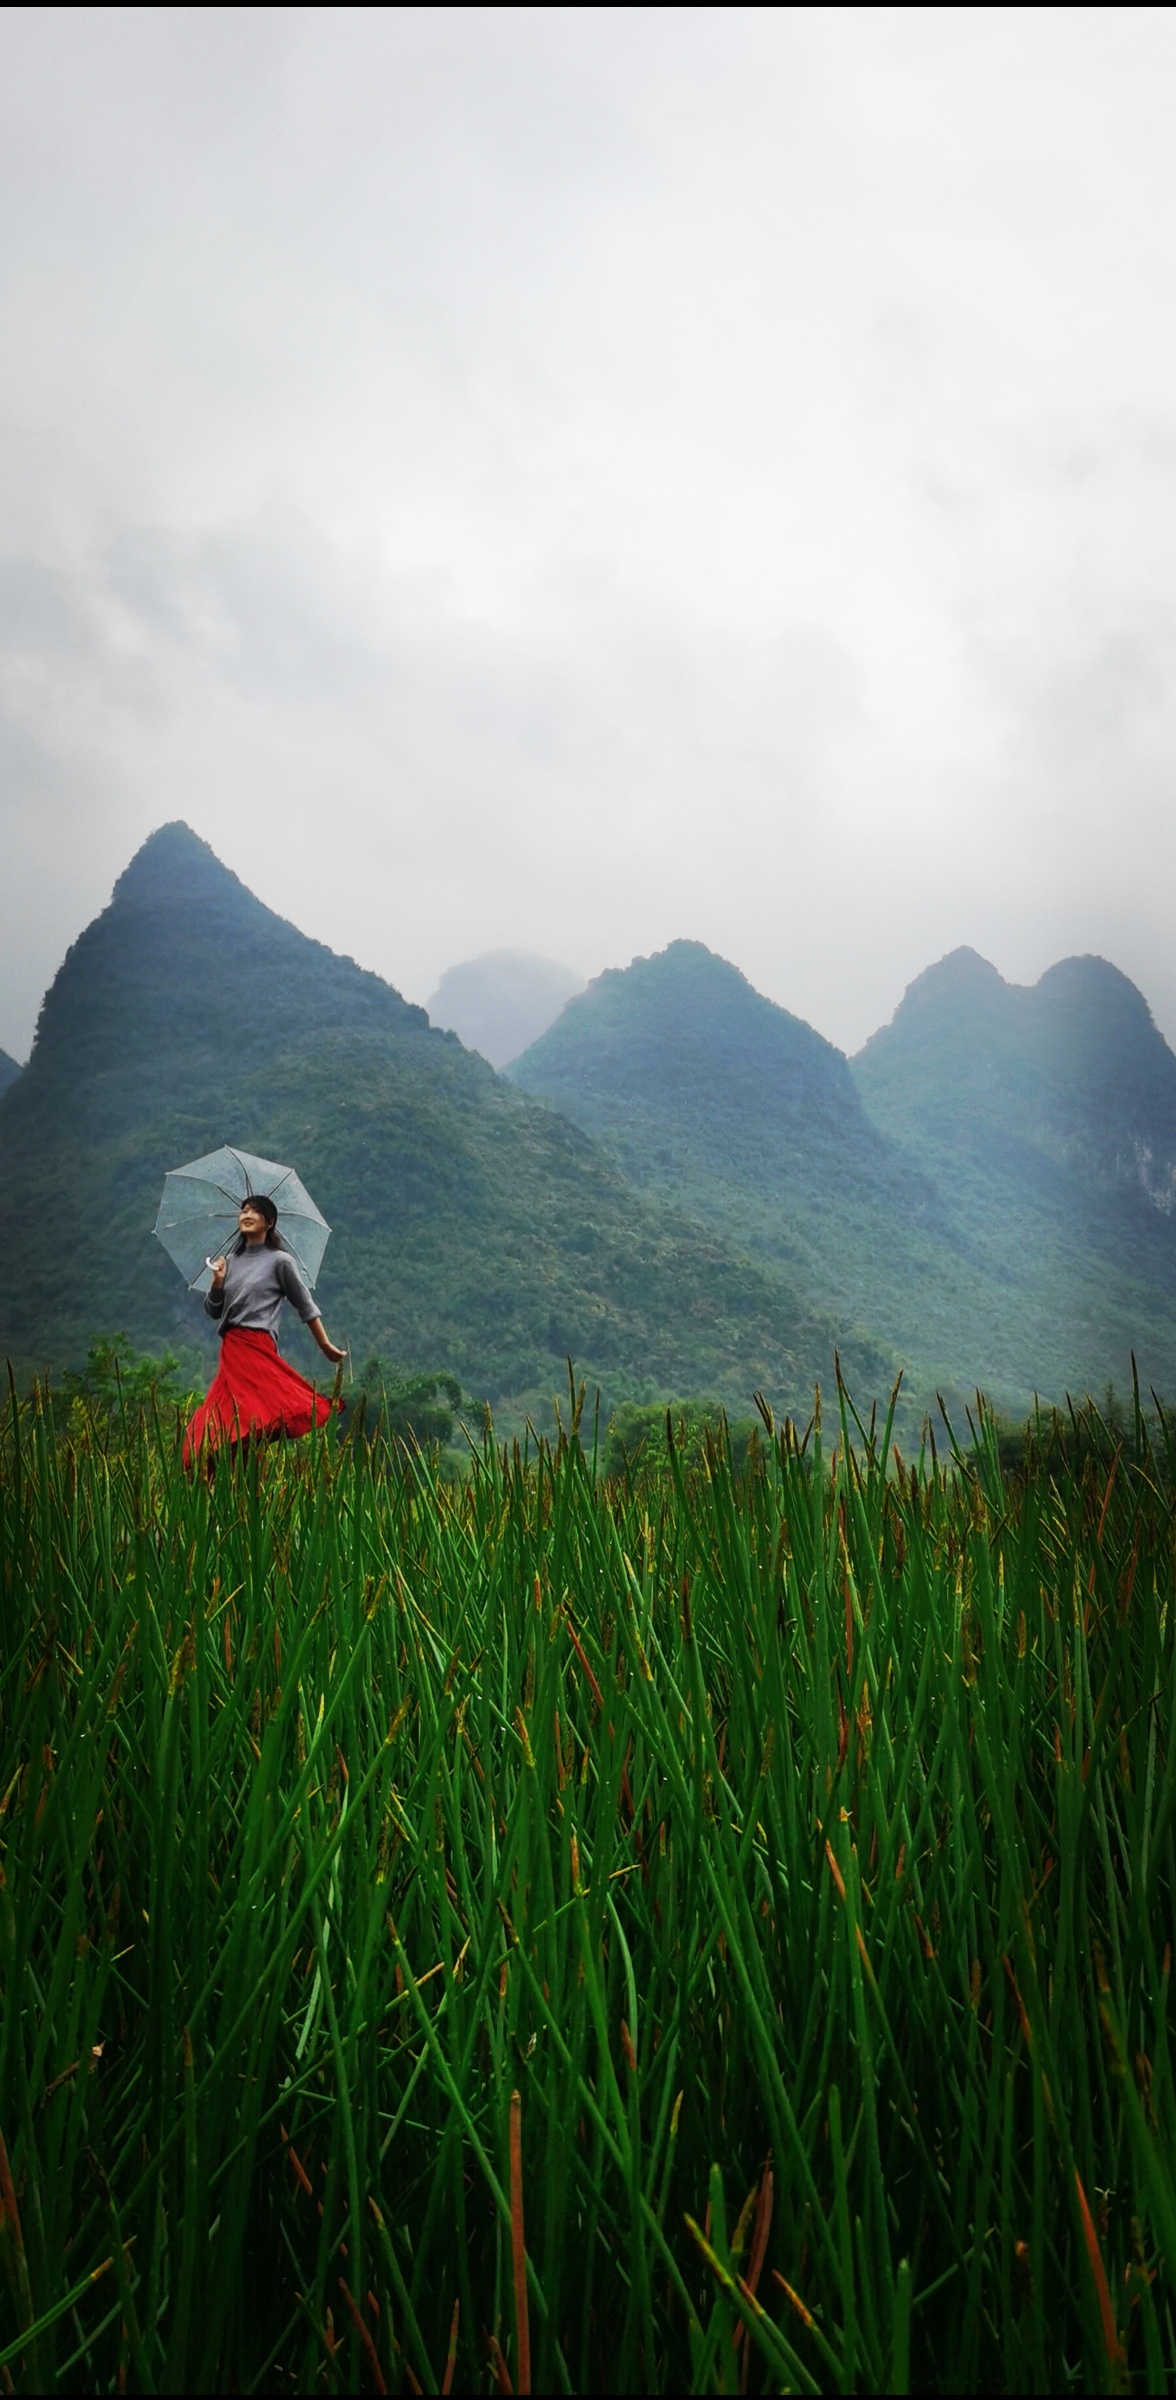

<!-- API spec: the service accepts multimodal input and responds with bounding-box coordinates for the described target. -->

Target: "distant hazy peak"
[858,945,1155,1059]
[428,949,586,1069]
[433,946,583,983]
[0,1048,22,1099]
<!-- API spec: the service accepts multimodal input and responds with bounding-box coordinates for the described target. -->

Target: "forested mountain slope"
[508,941,892,1194]
[510,939,1176,1412]
[0,826,883,1414]
[507,942,944,1310]
[850,946,1176,1402]
[854,945,1176,1199]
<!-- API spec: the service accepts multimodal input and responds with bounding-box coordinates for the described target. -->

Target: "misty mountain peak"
[111,821,252,911]
[1035,952,1157,1030]
[871,946,1007,1036]
[544,938,839,1060]
[24,821,425,1090]
[861,946,1159,1063]
[633,938,741,980]
[854,941,1176,1203]
[604,939,759,996]
[507,934,891,1211]
[428,948,585,1068]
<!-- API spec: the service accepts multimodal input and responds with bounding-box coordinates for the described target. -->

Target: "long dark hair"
[232,1193,285,1254]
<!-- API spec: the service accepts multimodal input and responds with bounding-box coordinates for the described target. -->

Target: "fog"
[3,6,1176,1061]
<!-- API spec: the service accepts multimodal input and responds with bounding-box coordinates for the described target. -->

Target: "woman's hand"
[310,1318,346,1365]
[209,1255,227,1291]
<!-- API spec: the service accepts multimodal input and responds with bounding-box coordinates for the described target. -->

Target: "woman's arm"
[276,1254,344,1363]
[309,1315,346,1366]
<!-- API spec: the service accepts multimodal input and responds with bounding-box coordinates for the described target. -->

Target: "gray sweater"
[204,1243,320,1341]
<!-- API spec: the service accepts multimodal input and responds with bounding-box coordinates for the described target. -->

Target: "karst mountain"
[509,938,1176,1412]
[3,826,1173,1420]
[0,824,881,1414]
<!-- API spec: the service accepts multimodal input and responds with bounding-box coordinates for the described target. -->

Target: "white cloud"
[3,6,1176,1058]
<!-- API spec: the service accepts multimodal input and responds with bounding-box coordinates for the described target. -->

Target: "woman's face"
[238,1201,268,1241]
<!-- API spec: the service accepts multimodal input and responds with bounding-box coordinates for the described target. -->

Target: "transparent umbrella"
[153,1145,331,1293]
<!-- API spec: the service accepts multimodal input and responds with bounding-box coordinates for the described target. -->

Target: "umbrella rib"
[227,1148,295,1203]
[170,1171,245,1207]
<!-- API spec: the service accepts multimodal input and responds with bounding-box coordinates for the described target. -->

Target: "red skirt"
[183,1326,332,1467]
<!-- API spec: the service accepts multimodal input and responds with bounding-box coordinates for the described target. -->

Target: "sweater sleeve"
[204,1285,225,1320]
[276,1252,320,1324]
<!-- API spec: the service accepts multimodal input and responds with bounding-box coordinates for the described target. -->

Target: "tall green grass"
[0,1373,1174,2393]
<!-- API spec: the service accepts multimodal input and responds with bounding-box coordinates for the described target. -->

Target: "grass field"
[0,1374,1174,2393]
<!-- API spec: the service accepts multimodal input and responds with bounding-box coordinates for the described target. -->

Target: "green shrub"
[344,1355,463,1452]
[604,1394,763,1480]
[52,1330,200,1436]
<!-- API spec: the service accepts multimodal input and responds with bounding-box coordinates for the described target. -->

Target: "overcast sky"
[3,5,1176,1061]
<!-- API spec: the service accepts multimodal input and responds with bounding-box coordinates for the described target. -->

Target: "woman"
[182,1193,346,1468]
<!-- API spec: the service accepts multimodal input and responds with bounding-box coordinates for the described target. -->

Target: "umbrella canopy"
[153,1145,331,1293]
